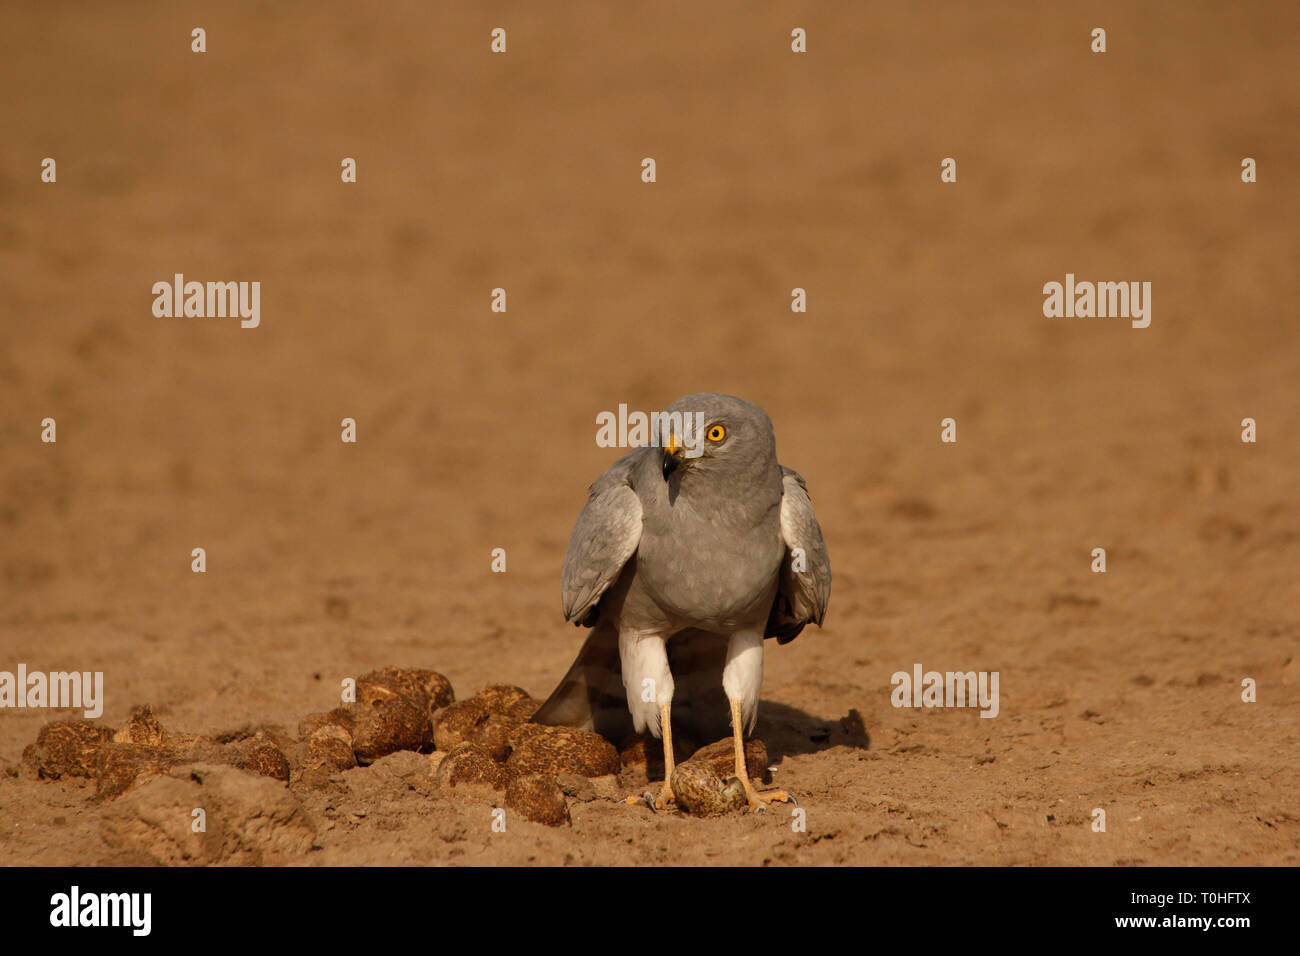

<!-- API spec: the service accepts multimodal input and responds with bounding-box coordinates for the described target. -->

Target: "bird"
[532,392,831,810]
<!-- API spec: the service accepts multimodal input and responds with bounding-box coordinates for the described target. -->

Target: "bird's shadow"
[669,693,871,763]
[755,700,870,765]
[618,701,868,782]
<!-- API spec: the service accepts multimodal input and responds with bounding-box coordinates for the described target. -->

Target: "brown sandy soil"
[1,1,1297,865]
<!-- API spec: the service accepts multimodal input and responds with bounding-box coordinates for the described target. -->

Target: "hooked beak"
[661,437,686,481]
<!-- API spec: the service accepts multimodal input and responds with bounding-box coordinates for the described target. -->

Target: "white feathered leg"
[722,629,764,731]
[724,629,793,811]
[619,629,677,808]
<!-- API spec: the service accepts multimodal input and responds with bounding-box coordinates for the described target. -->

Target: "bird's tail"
[531,624,734,745]
[530,620,634,742]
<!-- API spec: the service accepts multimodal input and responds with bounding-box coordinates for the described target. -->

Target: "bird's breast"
[635,505,784,632]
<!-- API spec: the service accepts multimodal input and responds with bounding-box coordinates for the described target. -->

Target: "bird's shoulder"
[778,464,809,491]
[561,448,652,624]
[587,446,651,497]
[766,462,830,641]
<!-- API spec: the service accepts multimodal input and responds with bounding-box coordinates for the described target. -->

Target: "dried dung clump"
[506,724,620,778]
[506,774,571,827]
[21,666,774,831]
[435,742,511,791]
[21,720,114,779]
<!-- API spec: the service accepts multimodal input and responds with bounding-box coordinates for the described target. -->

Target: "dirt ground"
[1,1,1297,866]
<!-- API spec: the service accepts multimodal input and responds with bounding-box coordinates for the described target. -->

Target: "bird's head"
[657,392,777,483]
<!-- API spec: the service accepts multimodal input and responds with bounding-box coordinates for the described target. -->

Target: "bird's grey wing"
[561,452,644,625]
[766,466,831,643]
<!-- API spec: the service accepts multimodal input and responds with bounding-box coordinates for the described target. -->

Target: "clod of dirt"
[617,732,698,783]
[506,774,571,826]
[670,761,748,816]
[506,725,620,778]
[474,684,539,721]
[432,686,538,757]
[21,720,114,779]
[358,667,454,721]
[112,705,165,747]
[298,708,356,740]
[159,731,227,765]
[427,751,446,777]
[686,738,769,784]
[95,742,176,799]
[306,724,356,772]
[226,731,291,783]
[86,709,292,797]
[435,743,510,791]
[368,749,432,780]
[349,688,429,765]
[340,667,455,763]
[365,749,437,796]
[99,763,316,865]
[556,772,597,802]
[471,713,522,761]
[431,698,491,752]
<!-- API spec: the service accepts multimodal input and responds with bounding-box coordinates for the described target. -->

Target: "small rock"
[506,774,571,826]
[555,773,597,802]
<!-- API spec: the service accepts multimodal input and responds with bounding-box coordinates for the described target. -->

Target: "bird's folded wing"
[769,466,831,641]
[561,455,643,624]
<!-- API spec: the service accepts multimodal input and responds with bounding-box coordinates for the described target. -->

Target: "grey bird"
[532,392,831,810]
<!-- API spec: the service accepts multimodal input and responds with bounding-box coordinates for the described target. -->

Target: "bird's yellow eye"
[707,424,726,442]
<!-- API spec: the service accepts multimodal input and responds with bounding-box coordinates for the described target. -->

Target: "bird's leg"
[655,699,676,809]
[624,699,677,811]
[729,697,794,811]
